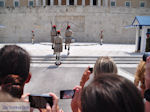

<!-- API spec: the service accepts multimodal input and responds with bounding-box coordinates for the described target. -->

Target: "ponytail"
[1,74,24,98]
[0,45,31,98]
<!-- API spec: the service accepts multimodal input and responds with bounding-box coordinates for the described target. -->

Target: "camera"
[29,94,53,108]
[143,52,150,61]
[89,67,93,73]
[60,90,75,99]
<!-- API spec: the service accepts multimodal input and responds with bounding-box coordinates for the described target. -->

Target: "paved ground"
[120,67,136,75]
[25,67,88,112]
[24,67,135,112]
[0,42,141,57]
[0,42,143,112]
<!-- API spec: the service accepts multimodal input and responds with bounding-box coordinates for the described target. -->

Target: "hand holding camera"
[29,94,53,108]
[143,52,150,76]
[80,67,93,88]
[71,86,82,112]
[143,52,150,62]
[142,53,150,89]
[29,93,60,112]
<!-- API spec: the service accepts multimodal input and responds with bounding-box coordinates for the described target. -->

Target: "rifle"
[67,21,69,27]
[51,21,52,28]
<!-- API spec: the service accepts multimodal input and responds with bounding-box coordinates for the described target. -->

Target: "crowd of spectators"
[0,45,150,112]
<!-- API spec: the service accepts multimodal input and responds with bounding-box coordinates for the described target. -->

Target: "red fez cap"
[32,30,34,32]
[67,25,71,28]
[52,25,56,28]
[57,30,60,33]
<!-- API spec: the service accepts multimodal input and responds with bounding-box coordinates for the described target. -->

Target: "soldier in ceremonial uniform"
[51,25,57,50]
[100,30,104,45]
[31,30,35,44]
[146,32,150,52]
[54,30,63,65]
[65,25,72,55]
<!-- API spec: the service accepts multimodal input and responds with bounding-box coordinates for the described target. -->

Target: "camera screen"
[29,95,53,108]
[60,90,75,99]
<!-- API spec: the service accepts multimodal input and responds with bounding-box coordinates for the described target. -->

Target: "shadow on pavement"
[47,65,59,69]
[40,42,98,46]
[126,52,143,56]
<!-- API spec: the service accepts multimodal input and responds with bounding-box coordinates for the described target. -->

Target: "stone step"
[31,60,140,64]
[31,56,142,64]
[31,58,141,61]
[31,55,142,58]
[31,56,142,61]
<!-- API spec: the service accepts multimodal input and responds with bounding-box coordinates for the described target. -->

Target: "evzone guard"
[100,30,104,45]
[31,30,35,44]
[51,25,57,51]
[65,25,72,55]
[54,30,63,65]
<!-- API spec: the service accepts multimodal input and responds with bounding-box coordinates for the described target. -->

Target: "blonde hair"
[134,60,146,89]
[94,56,118,77]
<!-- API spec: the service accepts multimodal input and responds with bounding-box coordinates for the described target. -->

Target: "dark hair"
[1,74,24,98]
[0,45,30,98]
[81,74,144,112]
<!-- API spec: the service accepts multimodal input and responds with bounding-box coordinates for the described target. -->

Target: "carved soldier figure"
[51,25,57,50]
[31,30,35,44]
[54,30,63,65]
[65,25,72,55]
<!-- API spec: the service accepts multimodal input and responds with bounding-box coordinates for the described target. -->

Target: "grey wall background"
[0,6,150,43]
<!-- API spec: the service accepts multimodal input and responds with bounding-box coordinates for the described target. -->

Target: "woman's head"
[93,56,117,77]
[134,60,146,89]
[81,74,144,112]
[0,45,31,98]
